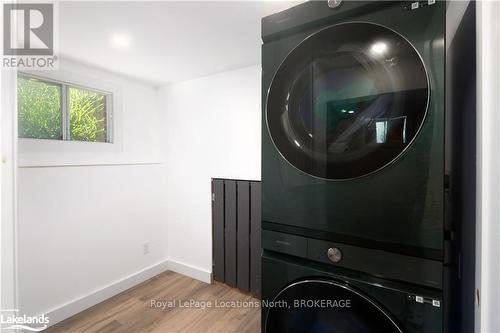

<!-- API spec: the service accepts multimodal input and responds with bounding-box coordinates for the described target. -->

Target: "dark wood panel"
[237,181,250,292]
[250,181,261,297]
[212,179,225,283]
[224,180,237,288]
[212,178,261,297]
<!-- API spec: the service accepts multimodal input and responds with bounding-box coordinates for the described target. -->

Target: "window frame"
[18,73,114,143]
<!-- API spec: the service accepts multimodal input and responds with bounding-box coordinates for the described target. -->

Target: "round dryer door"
[266,22,429,180]
[265,279,403,333]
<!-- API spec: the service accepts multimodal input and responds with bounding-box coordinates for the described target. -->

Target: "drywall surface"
[17,60,168,322]
[477,1,500,332]
[159,65,261,274]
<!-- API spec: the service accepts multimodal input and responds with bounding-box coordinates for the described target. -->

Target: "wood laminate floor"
[44,271,261,333]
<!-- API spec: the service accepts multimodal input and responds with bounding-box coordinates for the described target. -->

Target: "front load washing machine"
[262,252,442,333]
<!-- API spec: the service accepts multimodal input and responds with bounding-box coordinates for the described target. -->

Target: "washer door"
[265,279,403,333]
[266,22,429,180]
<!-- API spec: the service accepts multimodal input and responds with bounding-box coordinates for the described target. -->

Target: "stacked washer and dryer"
[261,1,476,332]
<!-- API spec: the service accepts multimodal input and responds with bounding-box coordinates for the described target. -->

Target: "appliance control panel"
[403,0,436,11]
[262,230,443,289]
[408,294,441,307]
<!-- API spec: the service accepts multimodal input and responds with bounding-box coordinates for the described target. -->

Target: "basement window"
[17,74,113,143]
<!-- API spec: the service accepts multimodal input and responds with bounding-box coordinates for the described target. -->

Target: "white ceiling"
[59,1,301,85]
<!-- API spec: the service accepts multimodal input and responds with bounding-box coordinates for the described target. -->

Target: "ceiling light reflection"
[371,42,388,55]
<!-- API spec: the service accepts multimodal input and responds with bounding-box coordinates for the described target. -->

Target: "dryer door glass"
[265,279,403,333]
[266,22,429,180]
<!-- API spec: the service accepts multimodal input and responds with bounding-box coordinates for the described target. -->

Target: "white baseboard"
[44,260,169,327]
[43,259,212,327]
[167,259,212,284]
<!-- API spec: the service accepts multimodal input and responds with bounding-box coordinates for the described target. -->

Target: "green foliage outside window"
[17,76,109,142]
[18,77,62,139]
[69,87,107,142]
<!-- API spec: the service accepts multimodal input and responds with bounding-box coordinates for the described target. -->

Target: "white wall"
[17,59,168,324]
[1,69,19,315]
[476,1,500,332]
[159,65,261,274]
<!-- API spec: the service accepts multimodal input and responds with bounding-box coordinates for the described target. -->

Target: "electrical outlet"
[142,242,150,255]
